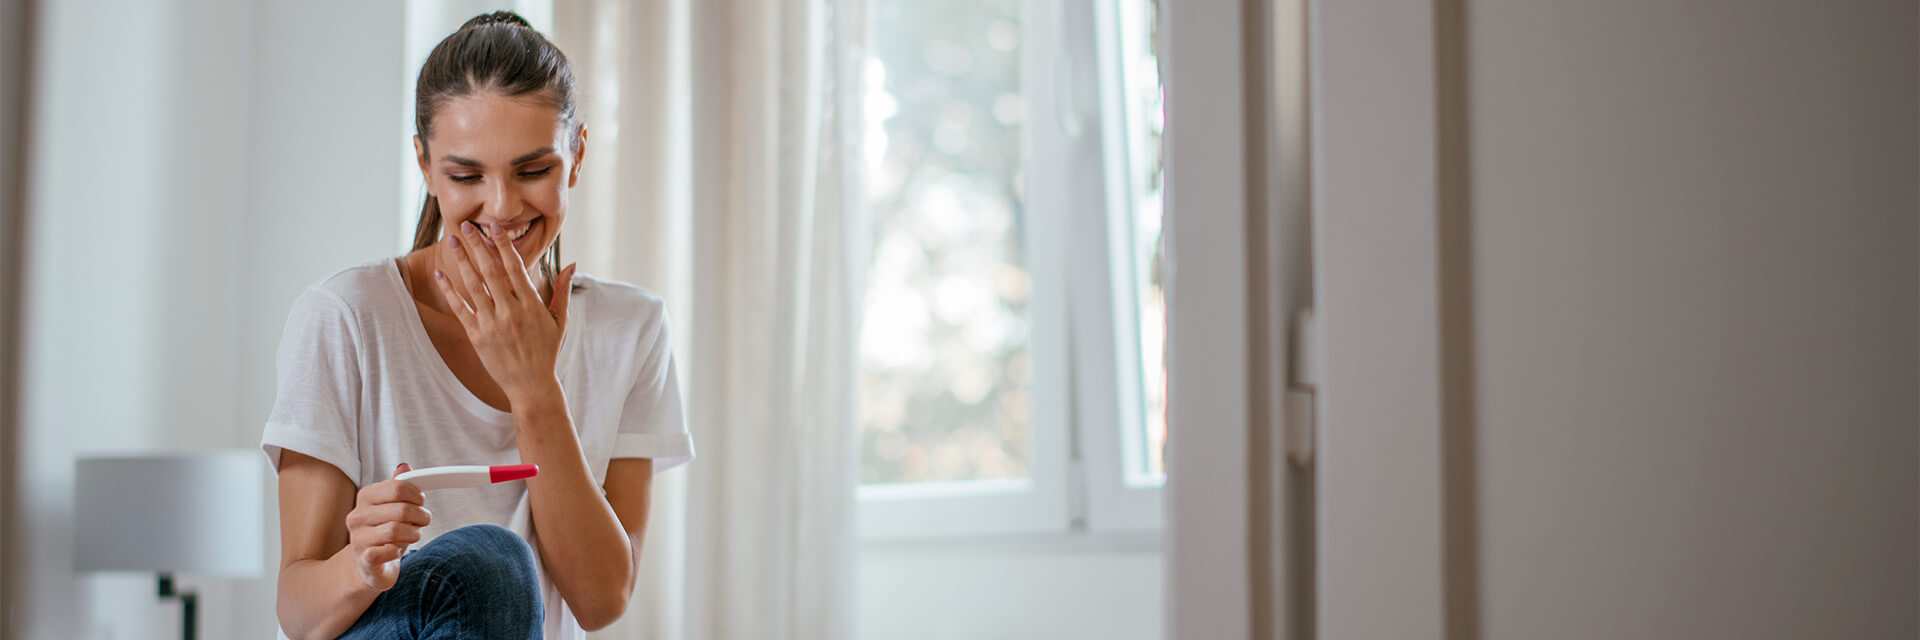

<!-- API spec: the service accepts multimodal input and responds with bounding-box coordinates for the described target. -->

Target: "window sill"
[859,529,1162,555]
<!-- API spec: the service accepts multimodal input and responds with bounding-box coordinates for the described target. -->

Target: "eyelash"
[448,167,554,184]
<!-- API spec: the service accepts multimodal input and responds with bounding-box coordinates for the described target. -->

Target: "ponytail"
[411,194,442,252]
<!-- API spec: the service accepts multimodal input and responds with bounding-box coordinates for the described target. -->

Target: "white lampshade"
[74,450,265,577]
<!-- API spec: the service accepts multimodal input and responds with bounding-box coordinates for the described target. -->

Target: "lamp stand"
[157,573,197,640]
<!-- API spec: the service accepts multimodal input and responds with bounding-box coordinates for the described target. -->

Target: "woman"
[260,12,692,639]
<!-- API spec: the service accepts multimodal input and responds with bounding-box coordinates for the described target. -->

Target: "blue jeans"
[338,524,544,640]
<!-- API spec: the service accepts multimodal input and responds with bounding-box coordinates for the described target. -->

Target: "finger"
[389,479,425,506]
[373,521,424,547]
[365,478,425,506]
[550,262,576,326]
[360,541,398,564]
[443,233,490,314]
[363,543,404,567]
[394,462,412,477]
[433,270,479,329]
[362,502,433,527]
[351,523,420,551]
[461,221,519,305]
[448,228,498,316]
[489,222,539,300]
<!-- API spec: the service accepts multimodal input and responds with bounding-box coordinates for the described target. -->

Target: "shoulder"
[282,260,405,338]
[573,272,670,328]
[306,260,403,309]
[570,273,674,359]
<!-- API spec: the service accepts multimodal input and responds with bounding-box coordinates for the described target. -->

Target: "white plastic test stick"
[396,464,539,492]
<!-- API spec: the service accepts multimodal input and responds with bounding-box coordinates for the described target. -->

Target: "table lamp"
[75,451,265,640]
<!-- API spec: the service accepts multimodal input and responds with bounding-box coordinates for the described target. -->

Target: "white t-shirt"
[260,259,694,640]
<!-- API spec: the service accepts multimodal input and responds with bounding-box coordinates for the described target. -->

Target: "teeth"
[506,220,533,241]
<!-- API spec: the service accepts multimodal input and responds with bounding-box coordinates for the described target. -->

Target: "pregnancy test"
[396,464,539,491]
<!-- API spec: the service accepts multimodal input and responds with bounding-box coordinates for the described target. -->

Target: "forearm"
[512,381,635,624]
[275,545,382,640]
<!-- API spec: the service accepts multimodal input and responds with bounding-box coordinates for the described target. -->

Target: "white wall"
[19,1,405,637]
[1310,1,1917,637]
[1455,1,1917,637]
[858,540,1161,640]
[22,1,248,637]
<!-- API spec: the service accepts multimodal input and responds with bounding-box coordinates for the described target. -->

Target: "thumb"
[395,462,412,478]
[550,263,577,325]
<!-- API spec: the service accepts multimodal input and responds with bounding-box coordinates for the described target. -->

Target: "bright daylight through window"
[1114,0,1165,480]
[859,0,1165,530]
[860,0,1031,487]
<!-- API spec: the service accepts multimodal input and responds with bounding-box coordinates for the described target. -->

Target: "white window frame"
[858,0,1165,540]
[1078,0,1166,533]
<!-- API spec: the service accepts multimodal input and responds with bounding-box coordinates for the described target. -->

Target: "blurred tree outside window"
[858,0,1166,499]
[860,0,1031,486]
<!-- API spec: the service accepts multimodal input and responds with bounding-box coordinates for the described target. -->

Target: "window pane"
[1117,0,1166,478]
[860,0,1030,485]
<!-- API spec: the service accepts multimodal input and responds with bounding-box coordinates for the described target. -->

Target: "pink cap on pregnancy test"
[397,464,539,491]
[489,464,539,483]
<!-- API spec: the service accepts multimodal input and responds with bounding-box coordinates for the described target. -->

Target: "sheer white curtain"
[547,0,866,638]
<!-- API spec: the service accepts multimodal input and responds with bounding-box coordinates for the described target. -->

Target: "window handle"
[1286,308,1319,467]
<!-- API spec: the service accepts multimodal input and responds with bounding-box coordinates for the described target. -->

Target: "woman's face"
[415,94,583,269]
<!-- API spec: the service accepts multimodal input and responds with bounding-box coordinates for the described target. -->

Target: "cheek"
[526,182,568,222]
[434,192,481,225]
[530,180,566,207]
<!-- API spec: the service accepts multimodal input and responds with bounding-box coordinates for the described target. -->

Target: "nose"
[484,178,518,224]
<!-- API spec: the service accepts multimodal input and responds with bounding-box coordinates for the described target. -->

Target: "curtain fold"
[548,0,865,637]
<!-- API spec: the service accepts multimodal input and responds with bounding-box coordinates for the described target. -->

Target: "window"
[1109,0,1167,484]
[860,0,1033,489]
[858,0,1165,539]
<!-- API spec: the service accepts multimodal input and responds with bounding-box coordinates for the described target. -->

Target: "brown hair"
[411,10,578,282]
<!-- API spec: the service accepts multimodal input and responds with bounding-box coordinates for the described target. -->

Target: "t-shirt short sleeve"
[259,287,364,484]
[612,307,694,472]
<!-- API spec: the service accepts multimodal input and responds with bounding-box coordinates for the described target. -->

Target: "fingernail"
[446,234,460,249]
[463,221,479,235]
[433,269,446,281]
[490,222,503,236]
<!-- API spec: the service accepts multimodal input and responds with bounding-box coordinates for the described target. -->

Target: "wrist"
[506,377,566,412]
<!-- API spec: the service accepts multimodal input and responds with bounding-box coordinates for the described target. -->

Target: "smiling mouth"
[467,217,544,259]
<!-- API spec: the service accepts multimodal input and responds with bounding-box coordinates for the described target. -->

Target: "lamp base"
[157,573,197,640]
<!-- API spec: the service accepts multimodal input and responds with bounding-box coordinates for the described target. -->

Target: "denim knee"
[413,524,542,634]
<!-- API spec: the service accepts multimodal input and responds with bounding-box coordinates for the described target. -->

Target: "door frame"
[1312,1,1449,638]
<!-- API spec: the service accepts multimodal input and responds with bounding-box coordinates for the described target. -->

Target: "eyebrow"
[442,147,557,168]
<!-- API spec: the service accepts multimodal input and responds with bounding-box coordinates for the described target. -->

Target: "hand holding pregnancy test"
[396,463,539,491]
